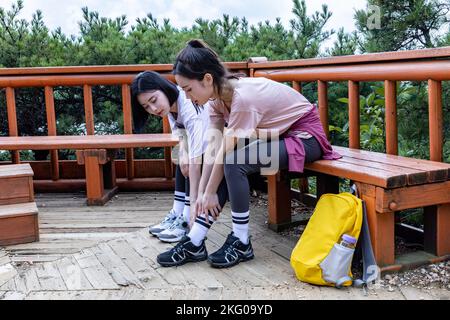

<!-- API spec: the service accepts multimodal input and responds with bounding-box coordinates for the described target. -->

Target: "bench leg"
[76,149,118,206]
[267,172,291,232]
[316,173,339,198]
[424,203,450,257]
[356,183,395,267]
[103,149,117,190]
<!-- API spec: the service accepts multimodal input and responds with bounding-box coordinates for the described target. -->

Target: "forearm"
[204,135,235,195]
[204,163,224,195]
[188,162,202,202]
[198,163,213,195]
[178,137,187,159]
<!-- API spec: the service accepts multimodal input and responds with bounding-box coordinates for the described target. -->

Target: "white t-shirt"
[168,88,209,160]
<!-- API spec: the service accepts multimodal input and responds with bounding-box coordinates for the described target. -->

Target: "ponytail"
[173,39,239,99]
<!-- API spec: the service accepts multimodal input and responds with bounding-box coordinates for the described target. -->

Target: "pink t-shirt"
[208,77,314,138]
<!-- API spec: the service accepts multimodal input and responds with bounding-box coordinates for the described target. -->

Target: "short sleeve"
[226,110,263,138]
[185,116,207,159]
[167,113,179,136]
[207,101,225,127]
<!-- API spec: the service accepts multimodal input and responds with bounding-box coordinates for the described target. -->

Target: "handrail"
[0,62,248,76]
[249,46,450,69]
[252,60,450,82]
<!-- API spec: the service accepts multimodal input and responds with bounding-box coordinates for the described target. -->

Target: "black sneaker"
[157,236,208,267]
[208,232,254,268]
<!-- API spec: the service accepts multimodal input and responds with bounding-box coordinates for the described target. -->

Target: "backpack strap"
[336,276,353,289]
[353,201,380,288]
[350,184,380,288]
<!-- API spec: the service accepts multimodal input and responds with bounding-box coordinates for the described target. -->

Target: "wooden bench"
[267,146,450,269]
[0,164,39,246]
[0,134,179,205]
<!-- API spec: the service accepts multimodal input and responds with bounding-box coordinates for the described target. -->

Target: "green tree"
[327,28,359,56]
[437,25,450,46]
[0,0,29,67]
[75,7,130,65]
[128,14,193,64]
[355,0,450,52]
[290,0,334,58]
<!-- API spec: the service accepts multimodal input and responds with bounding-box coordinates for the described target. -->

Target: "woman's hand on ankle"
[199,193,221,222]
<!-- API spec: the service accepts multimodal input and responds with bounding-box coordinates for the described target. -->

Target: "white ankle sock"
[182,196,190,223]
[173,191,185,216]
[188,214,214,246]
[232,211,250,245]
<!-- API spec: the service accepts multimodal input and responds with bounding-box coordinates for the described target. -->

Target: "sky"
[0,0,368,49]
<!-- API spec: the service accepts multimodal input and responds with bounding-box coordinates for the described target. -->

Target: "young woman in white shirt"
[131,71,228,244]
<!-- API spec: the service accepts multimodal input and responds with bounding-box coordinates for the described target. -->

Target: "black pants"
[224,137,322,213]
[175,162,229,209]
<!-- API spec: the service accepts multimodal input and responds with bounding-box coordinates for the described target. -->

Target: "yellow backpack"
[290,192,363,287]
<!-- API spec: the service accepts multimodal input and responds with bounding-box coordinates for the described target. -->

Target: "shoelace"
[174,241,187,254]
[167,216,186,231]
[163,210,177,223]
[225,241,239,255]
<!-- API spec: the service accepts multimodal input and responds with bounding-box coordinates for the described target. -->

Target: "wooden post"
[267,172,291,231]
[428,80,443,162]
[45,86,60,180]
[384,80,398,155]
[348,81,360,149]
[292,81,302,93]
[76,149,118,206]
[357,182,395,266]
[83,85,95,136]
[6,87,20,164]
[318,80,329,138]
[122,84,135,180]
[424,204,450,257]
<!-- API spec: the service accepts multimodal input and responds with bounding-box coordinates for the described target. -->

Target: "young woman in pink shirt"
[156,40,340,268]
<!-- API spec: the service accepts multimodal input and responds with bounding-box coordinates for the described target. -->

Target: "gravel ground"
[250,192,450,292]
[378,262,450,291]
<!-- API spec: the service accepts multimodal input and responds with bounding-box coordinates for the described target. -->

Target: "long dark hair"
[173,39,237,98]
[130,71,179,133]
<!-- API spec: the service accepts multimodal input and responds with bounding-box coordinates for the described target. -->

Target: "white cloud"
[0,0,367,49]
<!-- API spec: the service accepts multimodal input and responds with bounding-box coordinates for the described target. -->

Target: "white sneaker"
[149,209,177,236]
[157,215,190,243]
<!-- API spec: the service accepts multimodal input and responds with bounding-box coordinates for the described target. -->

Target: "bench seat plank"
[305,159,407,188]
[336,156,428,186]
[333,146,450,182]
[0,134,178,150]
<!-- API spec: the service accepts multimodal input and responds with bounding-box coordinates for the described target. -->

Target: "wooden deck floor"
[0,192,448,300]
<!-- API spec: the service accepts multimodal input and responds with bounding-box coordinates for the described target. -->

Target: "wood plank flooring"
[0,192,443,300]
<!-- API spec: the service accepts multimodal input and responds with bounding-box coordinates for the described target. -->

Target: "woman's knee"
[224,162,242,180]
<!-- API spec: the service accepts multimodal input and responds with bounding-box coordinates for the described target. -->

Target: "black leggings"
[175,165,189,197]
[175,164,229,209]
[224,137,322,213]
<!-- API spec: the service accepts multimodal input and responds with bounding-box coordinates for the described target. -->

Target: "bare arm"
[199,133,237,221]
[178,133,189,177]
[204,134,237,195]
[188,158,202,205]
[197,121,225,195]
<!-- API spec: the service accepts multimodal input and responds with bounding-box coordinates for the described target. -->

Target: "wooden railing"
[0,63,248,191]
[250,47,450,162]
[0,47,449,191]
